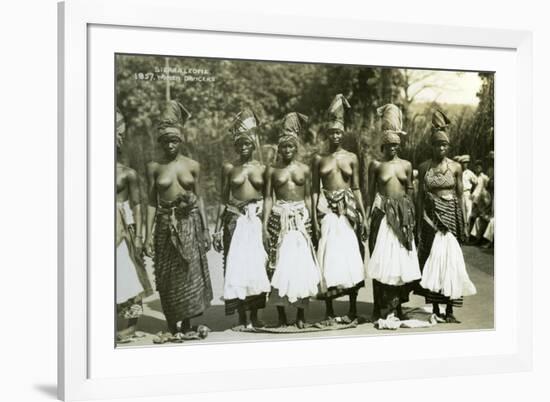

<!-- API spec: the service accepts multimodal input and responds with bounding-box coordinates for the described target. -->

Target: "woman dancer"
[312,94,367,321]
[144,101,213,334]
[366,104,421,322]
[212,109,270,328]
[116,109,152,341]
[263,112,321,328]
[416,110,476,323]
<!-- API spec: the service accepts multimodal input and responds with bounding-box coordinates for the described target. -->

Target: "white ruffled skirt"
[317,212,365,289]
[368,216,421,286]
[420,231,477,299]
[270,205,321,303]
[116,240,144,304]
[224,203,271,300]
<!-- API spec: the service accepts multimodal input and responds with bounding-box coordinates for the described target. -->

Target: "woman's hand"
[262,226,271,252]
[312,220,321,243]
[203,229,212,251]
[212,230,223,253]
[361,219,369,241]
[144,236,154,257]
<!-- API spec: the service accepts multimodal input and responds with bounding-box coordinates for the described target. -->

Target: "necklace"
[431,158,449,175]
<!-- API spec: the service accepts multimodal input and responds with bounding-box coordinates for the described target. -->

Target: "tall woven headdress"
[229,108,261,146]
[376,103,407,145]
[431,109,451,143]
[279,112,309,145]
[157,100,192,141]
[327,94,351,132]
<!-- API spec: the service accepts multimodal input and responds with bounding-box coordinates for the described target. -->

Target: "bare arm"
[416,161,428,236]
[351,154,366,221]
[212,164,232,253]
[455,162,464,199]
[127,168,143,244]
[192,162,208,229]
[145,162,157,255]
[191,161,212,251]
[366,161,377,218]
[453,161,467,226]
[304,165,312,216]
[262,166,274,230]
[311,155,321,235]
[261,166,274,250]
[405,160,414,200]
[214,164,232,233]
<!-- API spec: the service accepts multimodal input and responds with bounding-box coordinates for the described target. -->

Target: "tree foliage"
[116,55,494,218]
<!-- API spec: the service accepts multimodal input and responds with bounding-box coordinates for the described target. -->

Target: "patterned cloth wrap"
[368,193,419,319]
[154,192,213,333]
[369,193,415,252]
[267,200,313,272]
[316,188,365,300]
[417,192,466,307]
[222,198,268,315]
[319,188,362,230]
[267,200,321,306]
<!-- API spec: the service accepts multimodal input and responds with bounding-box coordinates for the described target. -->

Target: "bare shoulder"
[297,161,310,174]
[146,160,159,174]
[222,161,234,175]
[448,158,462,174]
[181,154,199,166]
[344,150,359,163]
[312,153,323,167]
[369,159,381,169]
[124,165,138,180]
[181,155,200,172]
[265,164,275,176]
[400,158,413,171]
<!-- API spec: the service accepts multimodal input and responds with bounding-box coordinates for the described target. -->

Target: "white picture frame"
[58,0,533,400]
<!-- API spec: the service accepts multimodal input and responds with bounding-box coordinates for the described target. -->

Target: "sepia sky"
[405,70,483,106]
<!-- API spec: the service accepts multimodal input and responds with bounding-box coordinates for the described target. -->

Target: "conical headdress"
[431,109,451,143]
[327,94,350,132]
[157,100,191,141]
[279,112,308,145]
[229,108,261,145]
[377,103,406,145]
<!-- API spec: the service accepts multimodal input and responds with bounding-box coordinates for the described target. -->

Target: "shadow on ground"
[144,297,374,331]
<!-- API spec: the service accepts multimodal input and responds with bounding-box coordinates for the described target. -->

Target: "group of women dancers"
[115,94,477,341]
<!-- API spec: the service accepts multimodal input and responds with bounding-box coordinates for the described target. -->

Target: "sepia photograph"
[114,53,494,347]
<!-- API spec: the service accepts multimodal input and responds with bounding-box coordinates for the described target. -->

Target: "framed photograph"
[58,0,533,400]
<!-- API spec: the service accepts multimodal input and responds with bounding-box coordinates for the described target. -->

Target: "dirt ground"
[118,244,494,347]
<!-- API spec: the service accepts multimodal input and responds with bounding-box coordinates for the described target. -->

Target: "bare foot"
[445,314,461,324]
[277,320,288,328]
[231,324,247,331]
[398,313,411,320]
[251,319,266,328]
